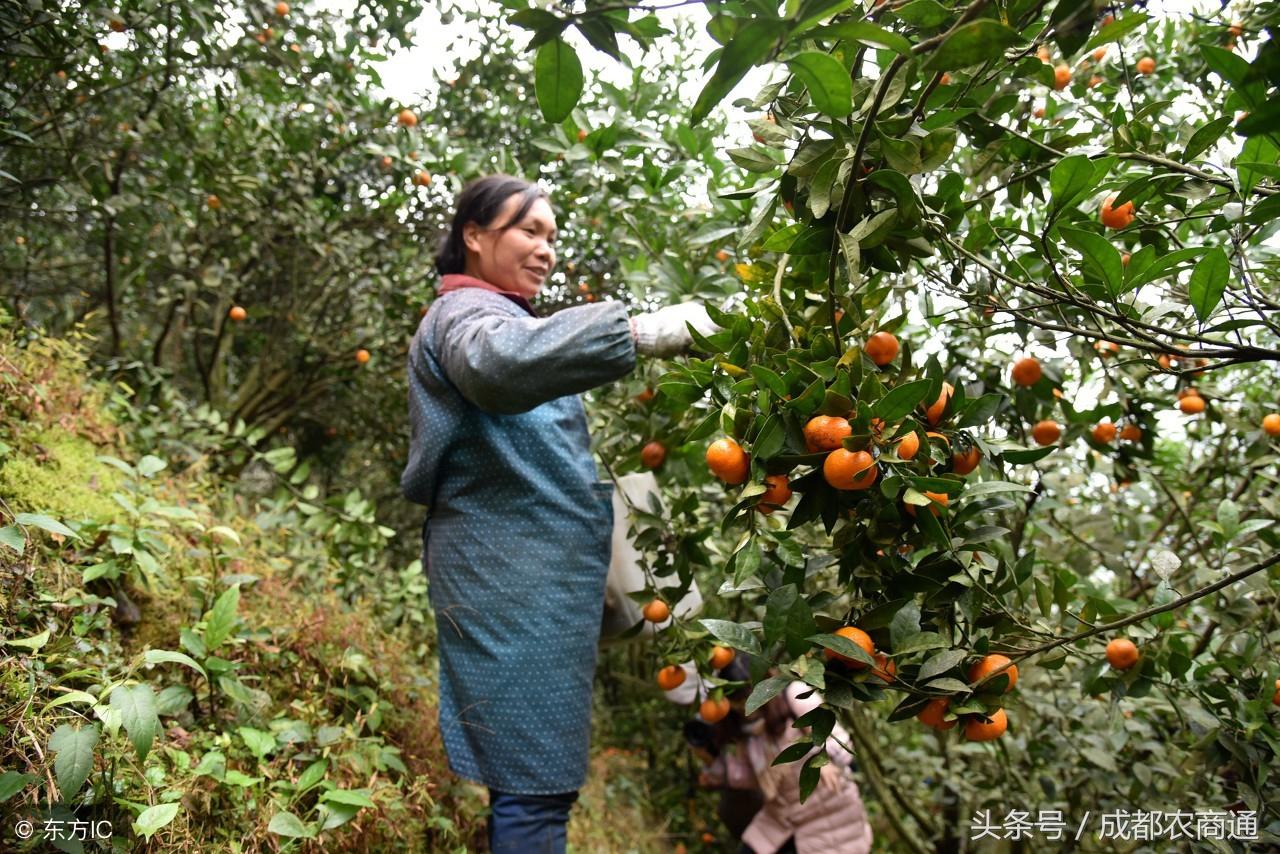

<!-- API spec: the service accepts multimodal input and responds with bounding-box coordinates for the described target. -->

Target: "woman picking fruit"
[400,175,720,851]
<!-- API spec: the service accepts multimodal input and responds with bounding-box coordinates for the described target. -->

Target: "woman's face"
[463,194,557,298]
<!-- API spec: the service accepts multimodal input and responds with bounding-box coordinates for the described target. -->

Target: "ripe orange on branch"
[1106,638,1140,670]
[825,626,874,668]
[275,1,290,15]
[1136,56,1156,75]
[897,431,920,461]
[228,306,247,322]
[397,108,418,127]
[906,491,948,517]
[709,646,735,670]
[756,474,792,513]
[1011,357,1042,386]
[964,708,1008,742]
[642,599,670,623]
[917,697,956,730]
[803,415,852,453]
[706,438,750,484]
[924,381,953,426]
[865,331,899,367]
[700,696,731,724]
[871,652,897,683]
[951,445,980,475]
[1100,196,1135,229]
[1053,64,1071,90]
[656,665,686,690]
[1119,424,1143,442]
[1092,421,1117,443]
[969,654,1018,692]
[823,449,877,490]
[1263,413,1280,436]
[1179,394,1206,414]
[1032,420,1061,446]
[354,348,370,364]
[640,441,666,469]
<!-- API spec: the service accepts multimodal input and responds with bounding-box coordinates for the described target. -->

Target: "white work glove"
[630,301,722,357]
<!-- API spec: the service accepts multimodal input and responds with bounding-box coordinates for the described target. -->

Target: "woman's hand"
[630,302,721,357]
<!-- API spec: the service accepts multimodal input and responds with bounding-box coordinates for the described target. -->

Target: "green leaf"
[1200,44,1252,90]
[155,685,193,716]
[41,690,99,714]
[321,788,377,808]
[894,0,952,28]
[13,513,76,539]
[745,675,791,714]
[268,810,315,838]
[960,481,1033,499]
[809,21,913,57]
[133,803,180,840]
[1236,100,1280,137]
[4,627,50,651]
[1061,227,1124,297]
[223,769,263,786]
[0,771,36,803]
[534,38,584,124]
[798,752,828,802]
[1187,247,1229,322]
[896,631,947,653]
[1049,155,1096,213]
[790,0,852,32]
[238,727,276,759]
[873,379,933,422]
[1127,247,1205,290]
[49,723,99,798]
[206,525,240,546]
[700,619,763,656]
[918,648,966,682]
[692,20,780,125]
[203,584,241,651]
[1003,446,1055,464]
[1083,13,1149,51]
[750,365,789,398]
[807,633,876,667]
[919,128,957,172]
[136,455,167,477]
[866,170,921,225]
[1182,116,1234,163]
[788,52,853,117]
[771,740,815,766]
[957,393,1004,429]
[111,683,159,761]
[922,20,1019,72]
[0,525,23,554]
[294,759,328,797]
[143,649,208,680]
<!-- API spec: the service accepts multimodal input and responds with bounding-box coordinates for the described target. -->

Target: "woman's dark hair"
[435,175,548,276]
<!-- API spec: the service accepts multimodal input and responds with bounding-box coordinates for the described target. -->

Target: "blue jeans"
[488,789,579,853]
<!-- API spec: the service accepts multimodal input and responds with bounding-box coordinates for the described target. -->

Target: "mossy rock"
[0,429,126,525]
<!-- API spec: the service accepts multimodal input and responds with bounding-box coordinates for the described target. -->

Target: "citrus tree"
[515,0,1280,846]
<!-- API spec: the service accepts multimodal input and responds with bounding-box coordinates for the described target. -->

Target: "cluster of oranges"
[1010,357,1064,446]
[1035,41,1155,96]
[705,332,981,519]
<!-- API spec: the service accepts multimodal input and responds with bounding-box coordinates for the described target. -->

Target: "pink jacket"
[703,683,874,854]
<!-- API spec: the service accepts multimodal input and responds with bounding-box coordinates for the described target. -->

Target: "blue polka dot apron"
[401,284,637,794]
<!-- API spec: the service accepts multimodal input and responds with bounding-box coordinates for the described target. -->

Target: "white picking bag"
[599,471,703,644]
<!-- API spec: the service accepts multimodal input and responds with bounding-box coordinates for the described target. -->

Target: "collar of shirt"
[437,273,538,317]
